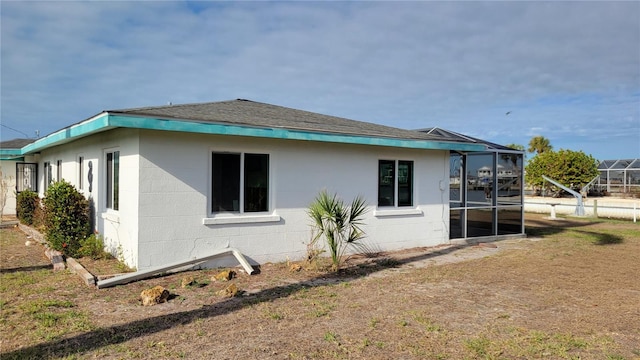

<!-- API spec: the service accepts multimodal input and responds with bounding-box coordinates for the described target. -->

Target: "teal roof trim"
[108,115,486,152]
[0,156,25,161]
[18,113,486,154]
[0,149,22,156]
[22,114,111,154]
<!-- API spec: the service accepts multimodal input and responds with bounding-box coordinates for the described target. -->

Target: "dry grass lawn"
[1,213,639,359]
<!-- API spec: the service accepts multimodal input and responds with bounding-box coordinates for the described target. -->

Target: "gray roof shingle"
[418,127,517,151]
[109,99,467,143]
[0,138,36,149]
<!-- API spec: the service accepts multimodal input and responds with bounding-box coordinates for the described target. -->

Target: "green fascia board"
[20,113,486,154]
[108,115,486,152]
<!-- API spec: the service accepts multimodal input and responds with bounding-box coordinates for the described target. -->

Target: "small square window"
[212,152,269,213]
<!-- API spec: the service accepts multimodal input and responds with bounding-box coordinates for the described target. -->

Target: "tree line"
[506,136,599,196]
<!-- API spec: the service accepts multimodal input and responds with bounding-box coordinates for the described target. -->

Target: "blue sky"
[1,1,638,160]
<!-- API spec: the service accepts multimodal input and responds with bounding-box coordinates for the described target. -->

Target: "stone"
[181,276,195,288]
[140,286,170,306]
[213,270,235,282]
[217,283,238,298]
[289,263,302,272]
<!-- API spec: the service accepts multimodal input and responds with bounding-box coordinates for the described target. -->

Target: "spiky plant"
[307,190,368,271]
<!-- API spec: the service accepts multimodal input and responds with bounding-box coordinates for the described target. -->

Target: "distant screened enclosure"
[596,159,640,195]
[420,128,525,240]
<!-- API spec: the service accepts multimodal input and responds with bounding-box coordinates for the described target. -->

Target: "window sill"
[203,214,281,225]
[101,211,120,223]
[373,208,423,217]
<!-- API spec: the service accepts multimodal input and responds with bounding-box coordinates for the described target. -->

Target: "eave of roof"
[418,127,522,152]
[0,138,36,159]
[16,100,488,155]
[0,138,36,149]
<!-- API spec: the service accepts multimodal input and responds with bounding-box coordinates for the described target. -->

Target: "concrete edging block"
[66,257,96,286]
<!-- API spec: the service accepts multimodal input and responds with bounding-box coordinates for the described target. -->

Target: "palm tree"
[505,143,525,151]
[307,190,368,271]
[527,136,552,154]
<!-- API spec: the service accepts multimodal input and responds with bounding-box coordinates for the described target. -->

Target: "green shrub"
[16,190,39,225]
[43,181,91,257]
[78,234,111,260]
[32,201,46,231]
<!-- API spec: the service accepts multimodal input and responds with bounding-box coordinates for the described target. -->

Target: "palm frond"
[307,191,369,271]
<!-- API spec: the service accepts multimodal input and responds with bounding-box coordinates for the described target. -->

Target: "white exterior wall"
[137,130,451,270]
[37,129,140,267]
[1,155,38,216]
[0,160,18,216]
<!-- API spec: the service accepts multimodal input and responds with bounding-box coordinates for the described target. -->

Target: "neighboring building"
[0,100,525,269]
[596,159,640,195]
[0,138,37,217]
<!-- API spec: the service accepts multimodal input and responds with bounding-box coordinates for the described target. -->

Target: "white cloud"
[1,1,638,159]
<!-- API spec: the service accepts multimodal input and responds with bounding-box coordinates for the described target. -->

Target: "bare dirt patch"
[1,214,639,359]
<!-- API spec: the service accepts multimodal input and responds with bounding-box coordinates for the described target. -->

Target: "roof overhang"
[18,113,487,155]
[0,156,25,161]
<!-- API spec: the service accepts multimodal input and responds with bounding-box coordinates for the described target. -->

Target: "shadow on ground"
[525,216,624,245]
[2,241,474,359]
[2,215,624,359]
[0,264,52,274]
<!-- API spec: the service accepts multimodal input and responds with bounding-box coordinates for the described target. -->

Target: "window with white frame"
[106,151,120,210]
[211,152,269,213]
[378,160,413,207]
[44,161,52,191]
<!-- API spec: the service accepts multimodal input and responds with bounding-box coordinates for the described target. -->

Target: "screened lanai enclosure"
[420,128,525,240]
[596,159,640,195]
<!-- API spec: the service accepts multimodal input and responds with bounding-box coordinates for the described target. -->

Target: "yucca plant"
[307,190,368,271]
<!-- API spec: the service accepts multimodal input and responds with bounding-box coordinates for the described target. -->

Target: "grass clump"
[78,233,111,260]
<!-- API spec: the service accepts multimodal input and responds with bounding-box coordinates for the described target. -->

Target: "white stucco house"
[0,99,524,270]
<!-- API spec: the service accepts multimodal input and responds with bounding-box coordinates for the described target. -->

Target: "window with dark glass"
[44,162,52,191]
[78,156,84,190]
[244,153,269,212]
[378,160,395,206]
[212,152,269,213]
[378,160,413,207]
[56,160,62,181]
[106,151,119,210]
[398,160,413,206]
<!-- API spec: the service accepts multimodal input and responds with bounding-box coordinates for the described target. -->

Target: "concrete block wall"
[36,128,140,267]
[136,130,451,270]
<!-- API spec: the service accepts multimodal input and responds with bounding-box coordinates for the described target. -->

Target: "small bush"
[16,190,39,225]
[307,190,368,271]
[32,202,46,231]
[78,234,111,260]
[43,181,91,257]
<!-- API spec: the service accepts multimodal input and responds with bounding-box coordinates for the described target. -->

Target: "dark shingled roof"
[417,127,517,151]
[109,99,468,143]
[0,138,36,149]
